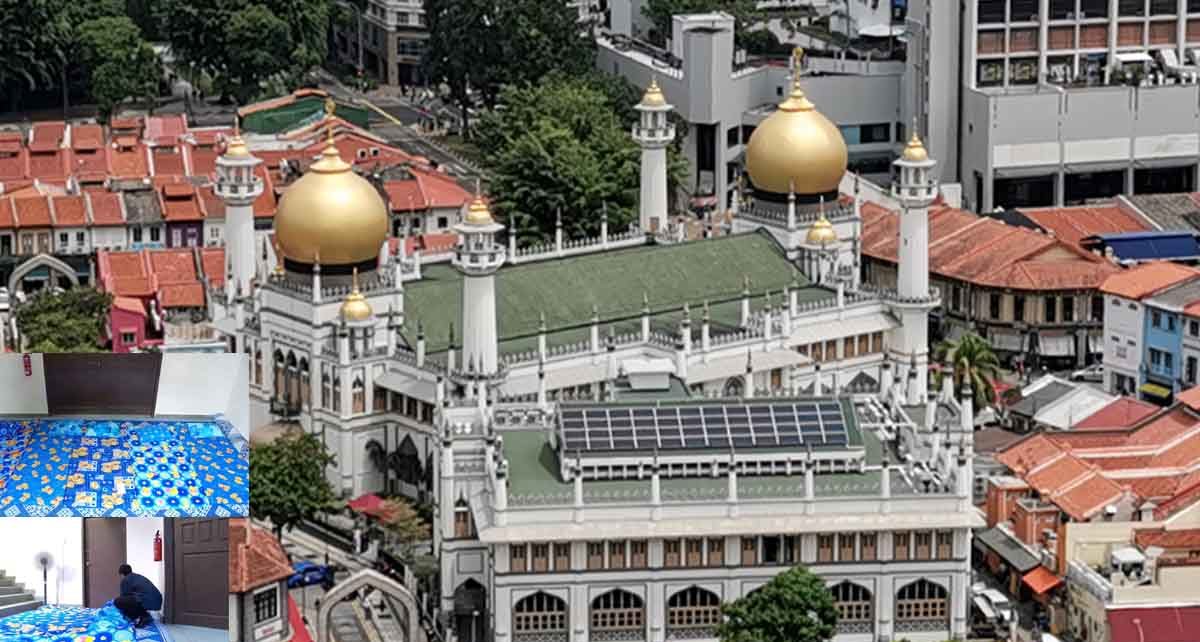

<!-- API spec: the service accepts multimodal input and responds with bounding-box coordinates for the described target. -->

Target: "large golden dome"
[744,78,848,195]
[274,132,389,266]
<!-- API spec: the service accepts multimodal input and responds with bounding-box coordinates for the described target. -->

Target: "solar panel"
[558,400,852,453]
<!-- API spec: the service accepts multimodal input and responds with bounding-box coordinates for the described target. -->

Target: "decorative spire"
[339,267,373,321]
[640,77,667,107]
[272,239,284,277]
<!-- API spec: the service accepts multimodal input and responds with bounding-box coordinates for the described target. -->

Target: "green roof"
[404,231,832,353]
[241,96,371,134]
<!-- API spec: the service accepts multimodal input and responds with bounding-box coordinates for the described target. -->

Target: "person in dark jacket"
[114,564,163,628]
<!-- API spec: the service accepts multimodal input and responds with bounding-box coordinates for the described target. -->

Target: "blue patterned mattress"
[0,417,248,517]
[0,603,166,642]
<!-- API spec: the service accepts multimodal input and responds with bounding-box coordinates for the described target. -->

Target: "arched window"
[830,582,874,634]
[590,589,644,634]
[513,591,567,636]
[299,358,310,409]
[453,497,475,539]
[321,371,331,409]
[722,377,744,398]
[286,352,300,406]
[273,350,285,399]
[333,374,342,412]
[352,376,365,413]
[894,579,948,633]
[389,435,422,485]
[666,586,721,636]
[254,348,262,385]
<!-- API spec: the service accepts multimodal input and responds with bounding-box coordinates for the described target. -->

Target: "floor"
[160,624,227,642]
[0,418,248,517]
[0,604,168,642]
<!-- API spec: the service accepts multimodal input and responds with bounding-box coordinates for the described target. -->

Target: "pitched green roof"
[402,231,830,353]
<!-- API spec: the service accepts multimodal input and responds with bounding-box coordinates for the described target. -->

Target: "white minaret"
[452,192,506,376]
[214,130,263,300]
[890,130,939,401]
[633,78,675,234]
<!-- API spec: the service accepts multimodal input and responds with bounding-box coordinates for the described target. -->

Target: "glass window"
[1014,295,1026,322]
[1044,296,1057,323]
[665,540,681,568]
[990,293,1002,318]
[860,123,891,144]
[511,544,527,572]
[253,588,278,623]
[707,538,724,567]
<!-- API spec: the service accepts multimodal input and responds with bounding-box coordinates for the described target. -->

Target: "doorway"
[165,519,228,628]
[43,353,163,415]
[83,519,127,608]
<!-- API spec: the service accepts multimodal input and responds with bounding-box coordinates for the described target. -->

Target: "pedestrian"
[353,526,362,554]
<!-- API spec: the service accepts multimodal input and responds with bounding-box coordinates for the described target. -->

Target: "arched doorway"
[8,253,80,293]
[830,581,874,635]
[389,435,422,487]
[453,579,487,642]
[316,569,419,642]
[894,578,948,634]
[513,591,567,642]
[365,439,386,473]
[590,589,643,639]
[666,586,721,639]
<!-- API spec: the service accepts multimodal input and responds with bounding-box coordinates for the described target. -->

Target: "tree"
[0,0,65,110]
[78,16,160,118]
[935,332,1002,409]
[373,498,431,563]
[221,5,293,104]
[642,0,761,47]
[717,566,838,642]
[14,287,112,352]
[250,430,338,538]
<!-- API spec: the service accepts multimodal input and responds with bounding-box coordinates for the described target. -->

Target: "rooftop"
[1099,261,1200,300]
[229,518,293,594]
[1074,397,1159,431]
[1019,202,1151,250]
[1126,192,1200,233]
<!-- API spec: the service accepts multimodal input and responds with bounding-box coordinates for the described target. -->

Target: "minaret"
[632,78,675,234]
[890,129,939,401]
[214,128,263,300]
[452,190,506,376]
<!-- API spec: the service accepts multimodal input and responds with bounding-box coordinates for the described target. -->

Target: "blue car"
[288,561,335,589]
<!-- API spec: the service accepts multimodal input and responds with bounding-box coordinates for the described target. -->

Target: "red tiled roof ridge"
[230,518,293,593]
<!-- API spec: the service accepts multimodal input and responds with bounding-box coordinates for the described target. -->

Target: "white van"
[980,588,1014,625]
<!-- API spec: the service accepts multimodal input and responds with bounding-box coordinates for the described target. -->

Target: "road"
[277,523,378,642]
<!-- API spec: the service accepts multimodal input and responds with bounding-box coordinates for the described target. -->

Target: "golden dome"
[464,196,495,226]
[744,77,848,195]
[274,131,389,265]
[340,268,373,321]
[225,133,251,158]
[902,131,929,162]
[806,215,837,245]
[641,78,667,108]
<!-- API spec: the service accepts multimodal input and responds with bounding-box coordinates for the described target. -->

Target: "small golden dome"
[225,133,251,158]
[274,130,389,265]
[902,131,929,162]
[340,268,373,321]
[744,77,848,195]
[641,78,667,108]
[464,196,495,226]
[806,215,837,245]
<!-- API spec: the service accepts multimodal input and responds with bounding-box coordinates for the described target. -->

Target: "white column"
[461,273,499,374]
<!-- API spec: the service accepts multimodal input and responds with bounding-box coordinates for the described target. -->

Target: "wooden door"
[43,353,162,416]
[166,518,228,628]
[83,519,127,608]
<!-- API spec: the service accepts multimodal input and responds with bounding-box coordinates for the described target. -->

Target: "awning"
[975,527,1040,573]
[376,372,437,402]
[1023,566,1064,594]
[1135,157,1199,169]
[1039,334,1075,357]
[858,23,904,38]
[990,331,1024,352]
[1114,52,1153,64]
[347,493,385,514]
[786,313,898,347]
[1065,162,1130,174]
[688,348,808,384]
[993,165,1060,179]
[1140,382,1172,398]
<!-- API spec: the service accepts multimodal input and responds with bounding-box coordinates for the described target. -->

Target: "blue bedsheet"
[0,417,248,518]
[0,603,166,642]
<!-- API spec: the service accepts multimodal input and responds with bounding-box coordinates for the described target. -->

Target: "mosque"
[210,66,981,642]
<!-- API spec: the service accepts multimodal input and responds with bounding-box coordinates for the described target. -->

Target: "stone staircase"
[0,573,40,618]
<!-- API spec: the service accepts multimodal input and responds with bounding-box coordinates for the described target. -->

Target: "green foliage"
[15,287,112,353]
[373,498,431,563]
[78,16,160,117]
[423,0,594,129]
[0,0,66,106]
[718,565,838,642]
[935,332,1003,409]
[222,4,293,104]
[642,0,762,46]
[250,430,338,537]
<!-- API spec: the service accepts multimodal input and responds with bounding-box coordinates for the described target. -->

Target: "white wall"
[0,354,48,414]
[124,518,166,604]
[155,353,250,439]
[1103,294,1143,387]
[0,518,84,606]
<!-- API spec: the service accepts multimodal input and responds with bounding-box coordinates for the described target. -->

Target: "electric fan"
[33,552,53,606]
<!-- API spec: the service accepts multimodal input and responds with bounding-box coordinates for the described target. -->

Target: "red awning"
[1022,566,1063,594]
[347,493,385,513]
[287,595,314,642]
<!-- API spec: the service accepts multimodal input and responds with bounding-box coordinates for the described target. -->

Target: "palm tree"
[934,332,1002,410]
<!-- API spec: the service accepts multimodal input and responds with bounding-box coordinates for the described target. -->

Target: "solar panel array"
[559,401,849,453]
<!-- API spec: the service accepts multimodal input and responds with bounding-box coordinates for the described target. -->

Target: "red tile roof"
[0,132,27,180]
[110,137,150,179]
[237,88,330,117]
[99,247,209,308]
[229,518,294,594]
[86,192,124,226]
[200,247,225,287]
[1020,203,1151,249]
[158,282,205,308]
[861,202,1119,291]
[29,122,65,150]
[1101,261,1200,300]
[149,248,198,283]
[1074,397,1160,431]
[1108,606,1200,642]
[151,145,189,176]
[109,116,142,134]
[1176,384,1200,411]
[145,115,188,145]
[111,296,146,316]
[159,183,205,222]
[98,250,154,297]
[0,199,13,229]
[12,195,51,227]
[51,195,86,227]
[384,167,472,212]
[71,124,104,151]
[1133,527,1200,550]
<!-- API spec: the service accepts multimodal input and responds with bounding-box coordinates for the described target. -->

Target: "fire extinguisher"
[153,531,162,562]
[22,353,31,376]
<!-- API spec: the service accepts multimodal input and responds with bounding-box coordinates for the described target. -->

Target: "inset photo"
[0,517,229,642]
[0,354,248,517]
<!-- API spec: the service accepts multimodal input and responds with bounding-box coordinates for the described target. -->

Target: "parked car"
[288,560,335,589]
[978,588,1014,626]
[1071,364,1104,382]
